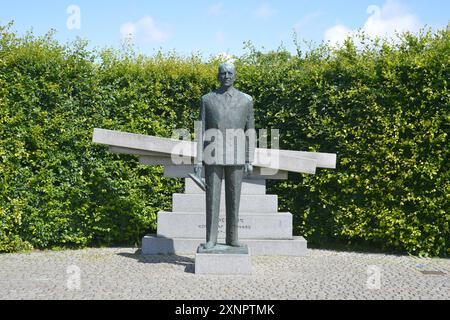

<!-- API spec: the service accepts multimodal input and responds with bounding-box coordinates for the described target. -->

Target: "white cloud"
[324,0,421,45]
[208,2,224,16]
[120,16,170,43]
[363,2,420,38]
[253,3,276,19]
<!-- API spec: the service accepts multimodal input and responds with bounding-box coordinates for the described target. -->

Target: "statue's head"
[217,62,236,89]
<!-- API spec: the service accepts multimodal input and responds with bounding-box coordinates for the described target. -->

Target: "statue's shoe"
[202,242,216,250]
[198,242,248,254]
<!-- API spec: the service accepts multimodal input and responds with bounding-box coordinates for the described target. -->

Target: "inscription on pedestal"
[157,211,293,239]
[198,218,252,234]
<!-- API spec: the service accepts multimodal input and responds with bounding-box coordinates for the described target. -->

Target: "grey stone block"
[185,178,266,195]
[172,194,278,213]
[156,211,293,239]
[93,128,196,157]
[142,235,308,256]
[195,252,252,275]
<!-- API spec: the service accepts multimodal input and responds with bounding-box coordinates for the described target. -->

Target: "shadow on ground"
[117,250,195,273]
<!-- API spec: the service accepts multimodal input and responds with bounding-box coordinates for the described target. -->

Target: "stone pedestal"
[142,176,308,257]
[195,246,252,275]
[142,235,307,256]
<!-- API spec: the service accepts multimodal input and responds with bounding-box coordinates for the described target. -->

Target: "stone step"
[172,194,278,213]
[185,178,266,195]
[157,211,293,239]
[142,235,308,256]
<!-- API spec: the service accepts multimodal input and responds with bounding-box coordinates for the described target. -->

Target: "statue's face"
[218,65,236,88]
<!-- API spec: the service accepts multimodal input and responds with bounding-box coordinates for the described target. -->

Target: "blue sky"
[1,0,449,57]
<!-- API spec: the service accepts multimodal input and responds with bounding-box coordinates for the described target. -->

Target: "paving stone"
[0,248,448,300]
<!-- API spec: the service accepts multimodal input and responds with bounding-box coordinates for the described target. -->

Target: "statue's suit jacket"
[198,87,255,166]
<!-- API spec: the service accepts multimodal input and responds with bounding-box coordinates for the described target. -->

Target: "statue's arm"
[196,96,206,167]
[245,97,256,165]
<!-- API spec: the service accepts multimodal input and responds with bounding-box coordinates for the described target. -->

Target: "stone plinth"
[142,235,308,256]
[195,247,252,275]
[140,174,309,257]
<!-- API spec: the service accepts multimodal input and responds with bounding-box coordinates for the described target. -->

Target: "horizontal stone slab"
[185,178,266,195]
[93,129,336,173]
[164,165,289,180]
[127,145,332,171]
[172,194,278,213]
[139,149,318,175]
[157,211,293,239]
[195,252,252,275]
[94,128,195,157]
[142,235,308,256]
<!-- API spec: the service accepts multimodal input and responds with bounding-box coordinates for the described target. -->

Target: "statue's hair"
[218,62,236,73]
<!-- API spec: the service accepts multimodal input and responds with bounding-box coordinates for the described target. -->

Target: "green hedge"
[1,23,448,256]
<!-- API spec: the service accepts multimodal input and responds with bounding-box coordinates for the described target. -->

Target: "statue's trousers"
[205,165,244,245]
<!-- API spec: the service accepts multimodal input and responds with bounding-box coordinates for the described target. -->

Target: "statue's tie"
[225,92,232,104]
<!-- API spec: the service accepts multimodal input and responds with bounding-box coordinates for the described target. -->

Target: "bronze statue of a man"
[195,62,255,251]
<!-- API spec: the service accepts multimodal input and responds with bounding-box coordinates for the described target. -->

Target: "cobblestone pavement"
[0,248,448,300]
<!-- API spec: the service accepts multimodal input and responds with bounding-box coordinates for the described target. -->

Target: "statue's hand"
[194,163,203,177]
[244,163,253,176]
